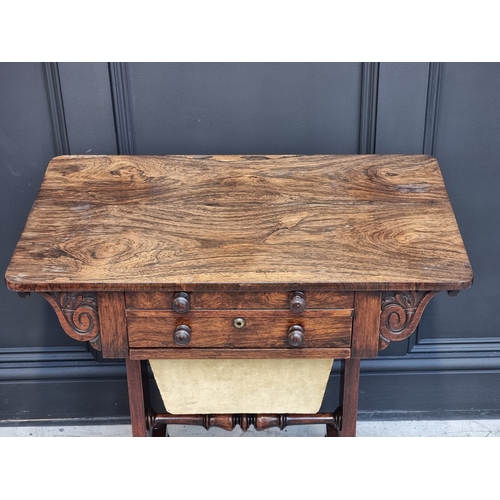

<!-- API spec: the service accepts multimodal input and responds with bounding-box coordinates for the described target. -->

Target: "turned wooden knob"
[172,292,190,313]
[287,325,305,347]
[173,324,192,345]
[289,291,306,313]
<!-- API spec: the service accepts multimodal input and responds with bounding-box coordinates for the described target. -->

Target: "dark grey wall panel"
[0,375,129,425]
[0,63,74,349]
[108,62,134,155]
[42,63,69,155]
[375,62,429,154]
[418,63,500,341]
[58,63,117,155]
[127,63,362,155]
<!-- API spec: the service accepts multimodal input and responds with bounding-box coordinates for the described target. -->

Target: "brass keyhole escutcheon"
[233,317,246,329]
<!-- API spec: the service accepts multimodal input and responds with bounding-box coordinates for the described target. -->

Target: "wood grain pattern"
[129,347,351,360]
[97,292,128,358]
[125,290,354,310]
[125,359,147,437]
[5,155,473,292]
[127,309,353,349]
[339,358,361,437]
[351,291,381,358]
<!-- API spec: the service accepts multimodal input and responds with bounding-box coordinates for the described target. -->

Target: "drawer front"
[125,291,354,311]
[127,309,353,349]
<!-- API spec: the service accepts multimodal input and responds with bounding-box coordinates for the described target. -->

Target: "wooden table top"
[5,155,473,292]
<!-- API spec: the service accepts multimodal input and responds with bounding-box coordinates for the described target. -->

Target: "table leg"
[152,425,168,437]
[125,358,148,437]
[326,424,339,437]
[339,357,361,437]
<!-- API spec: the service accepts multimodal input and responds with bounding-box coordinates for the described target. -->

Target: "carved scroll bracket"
[41,292,101,350]
[379,291,438,350]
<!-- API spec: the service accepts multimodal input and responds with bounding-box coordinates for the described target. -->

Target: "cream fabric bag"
[150,358,334,414]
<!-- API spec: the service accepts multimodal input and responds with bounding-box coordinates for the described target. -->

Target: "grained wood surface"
[351,291,381,358]
[125,290,354,310]
[97,292,128,358]
[339,358,361,437]
[127,309,353,349]
[5,155,473,292]
[129,347,351,360]
[125,359,148,437]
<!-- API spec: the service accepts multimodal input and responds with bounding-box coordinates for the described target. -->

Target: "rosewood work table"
[5,155,473,436]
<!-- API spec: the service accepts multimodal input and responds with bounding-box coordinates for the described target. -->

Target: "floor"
[5,421,494,500]
[1,419,500,437]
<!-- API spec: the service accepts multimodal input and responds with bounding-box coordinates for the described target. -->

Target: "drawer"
[125,290,354,311]
[127,309,353,349]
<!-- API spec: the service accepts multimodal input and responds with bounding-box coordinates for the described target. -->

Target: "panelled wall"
[1,62,499,424]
